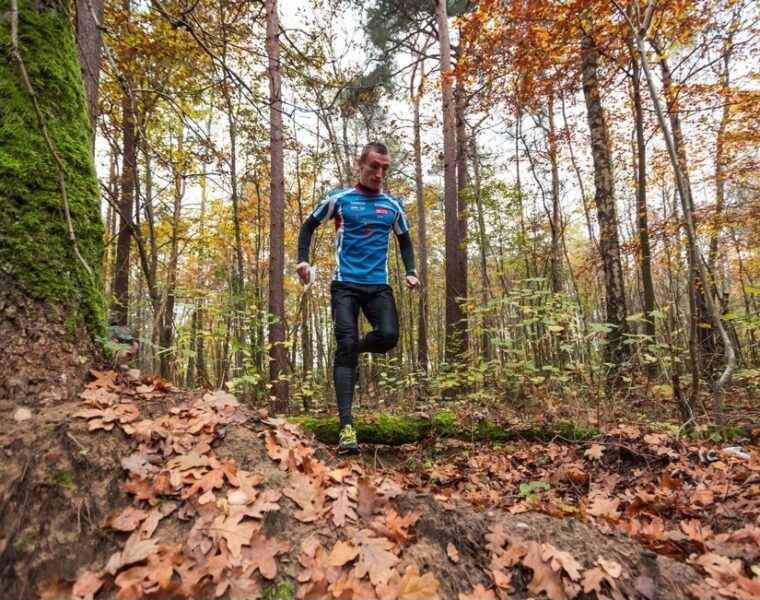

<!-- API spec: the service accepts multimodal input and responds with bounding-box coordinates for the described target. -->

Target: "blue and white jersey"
[310,186,411,285]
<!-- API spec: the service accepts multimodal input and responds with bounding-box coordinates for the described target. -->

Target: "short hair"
[359,142,389,163]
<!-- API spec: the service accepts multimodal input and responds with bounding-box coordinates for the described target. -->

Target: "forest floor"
[0,367,758,600]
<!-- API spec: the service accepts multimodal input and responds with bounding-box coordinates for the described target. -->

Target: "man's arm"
[296,215,321,284]
[396,232,420,289]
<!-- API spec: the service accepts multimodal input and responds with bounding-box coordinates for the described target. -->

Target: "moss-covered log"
[290,412,599,446]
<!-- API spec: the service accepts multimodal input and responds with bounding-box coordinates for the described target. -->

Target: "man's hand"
[405,274,420,290]
[296,262,311,285]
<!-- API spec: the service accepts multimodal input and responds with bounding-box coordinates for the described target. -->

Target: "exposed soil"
[0,366,721,600]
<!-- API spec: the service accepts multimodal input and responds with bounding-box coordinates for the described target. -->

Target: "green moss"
[692,425,753,443]
[291,412,598,446]
[0,0,105,336]
[431,411,456,435]
[263,578,294,600]
[13,528,38,548]
[46,468,75,489]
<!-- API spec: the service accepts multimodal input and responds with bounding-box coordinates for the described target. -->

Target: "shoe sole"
[337,445,359,455]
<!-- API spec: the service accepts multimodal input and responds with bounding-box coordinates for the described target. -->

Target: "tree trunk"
[74,0,104,144]
[454,82,470,358]
[580,32,630,370]
[628,40,656,349]
[436,0,466,362]
[412,69,429,374]
[110,84,136,327]
[1,0,105,402]
[547,94,562,295]
[266,0,289,410]
[652,38,717,381]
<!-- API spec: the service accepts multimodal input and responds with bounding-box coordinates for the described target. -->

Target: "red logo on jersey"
[376,208,389,215]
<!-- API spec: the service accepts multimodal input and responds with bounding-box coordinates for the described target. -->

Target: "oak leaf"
[587,495,621,520]
[215,572,262,600]
[71,569,103,600]
[202,511,256,558]
[283,472,325,522]
[357,477,381,518]
[243,532,290,579]
[584,444,605,460]
[485,522,509,555]
[447,542,460,563]
[376,564,440,600]
[458,584,497,600]
[327,484,358,527]
[353,529,400,586]
[327,540,359,567]
[106,507,150,532]
[543,543,583,582]
[691,552,743,583]
[105,531,159,574]
[522,540,567,600]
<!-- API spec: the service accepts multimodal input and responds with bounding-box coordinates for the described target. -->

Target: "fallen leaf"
[690,487,715,507]
[353,529,400,586]
[72,569,103,600]
[522,540,567,600]
[584,444,605,460]
[458,584,497,600]
[543,543,583,582]
[587,495,621,520]
[106,507,150,532]
[243,532,290,579]
[376,564,440,600]
[357,477,381,518]
[327,540,359,567]
[447,542,460,563]
[486,523,509,555]
[202,512,256,558]
[327,484,358,527]
[283,472,325,522]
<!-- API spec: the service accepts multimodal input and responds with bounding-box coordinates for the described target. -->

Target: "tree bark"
[1,0,105,402]
[580,32,630,370]
[411,61,429,374]
[436,0,466,362]
[266,0,289,410]
[628,38,656,350]
[110,82,136,327]
[74,0,104,144]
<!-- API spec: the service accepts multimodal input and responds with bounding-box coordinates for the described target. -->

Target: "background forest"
[91,0,760,426]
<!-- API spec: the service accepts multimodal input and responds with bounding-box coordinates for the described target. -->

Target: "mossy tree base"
[290,412,599,446]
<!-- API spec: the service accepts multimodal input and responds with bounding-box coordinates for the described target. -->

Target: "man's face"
[358,149,391,190]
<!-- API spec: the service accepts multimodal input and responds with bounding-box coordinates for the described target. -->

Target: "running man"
[296,142,419,454]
